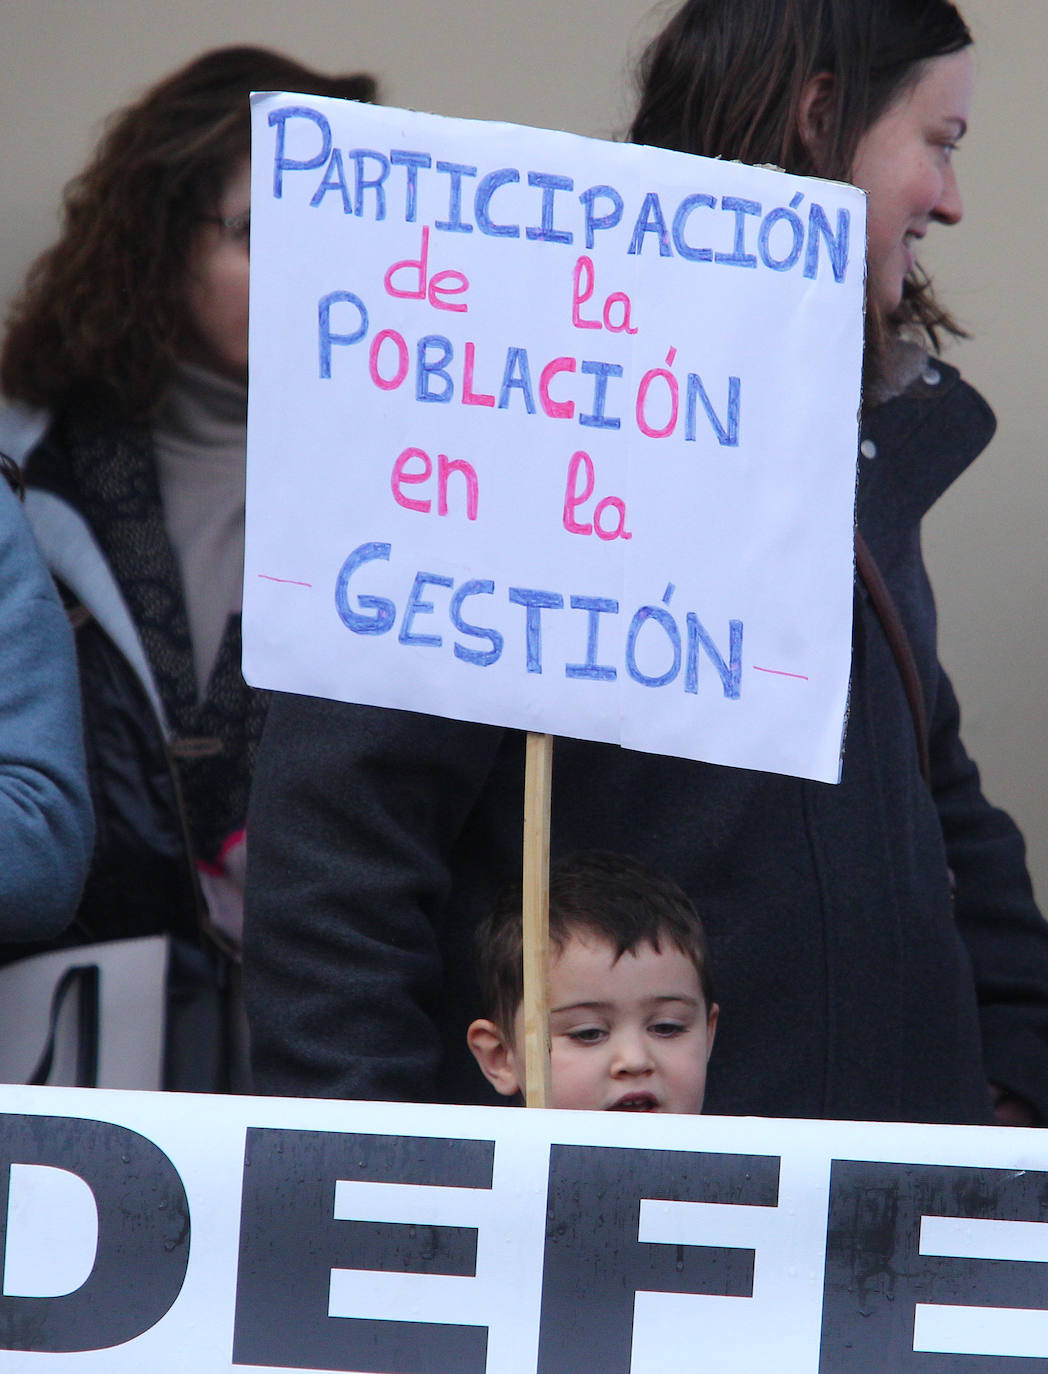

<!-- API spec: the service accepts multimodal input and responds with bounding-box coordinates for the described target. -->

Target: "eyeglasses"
[201,210,250,247]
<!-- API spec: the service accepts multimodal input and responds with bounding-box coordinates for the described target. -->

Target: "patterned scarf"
[29,408,267,864]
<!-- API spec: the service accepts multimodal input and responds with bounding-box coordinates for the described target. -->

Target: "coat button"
[921,366,942,386]
[860,439,877,459]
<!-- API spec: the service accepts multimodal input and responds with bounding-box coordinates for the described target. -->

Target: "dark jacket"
[15,408,265,948]
[244,361,1048,1125]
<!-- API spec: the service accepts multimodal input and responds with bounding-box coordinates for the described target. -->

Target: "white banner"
[243,96,865,783]
[2,1087,1048,1371]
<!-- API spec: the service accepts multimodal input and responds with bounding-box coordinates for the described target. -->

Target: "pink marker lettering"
[540,357,577,419]
[391,447,432,512]
[571,256,601,329]
[563,450,596,534]
[369,329,410,390]
[437,454,479,520]
[384,226,471,312]
[462,343,495,407]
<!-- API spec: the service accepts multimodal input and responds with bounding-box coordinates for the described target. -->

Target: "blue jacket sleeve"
[0,480,93,937]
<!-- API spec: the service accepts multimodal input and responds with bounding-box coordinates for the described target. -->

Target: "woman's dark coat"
[244,362,1048,1124]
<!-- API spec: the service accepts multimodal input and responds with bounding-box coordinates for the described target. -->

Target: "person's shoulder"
[905,356,996,457]
[867,349,995,461]
[0,478,70,640]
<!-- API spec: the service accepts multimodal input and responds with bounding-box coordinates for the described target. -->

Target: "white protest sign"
[243,97,865,784]
[2,1087,1048,1372]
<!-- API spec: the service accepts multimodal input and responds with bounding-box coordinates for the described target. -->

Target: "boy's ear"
[797,71,836,167]
[466,1019,523,1098]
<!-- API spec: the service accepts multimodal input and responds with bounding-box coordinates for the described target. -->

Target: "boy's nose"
[610,1031,654,1076]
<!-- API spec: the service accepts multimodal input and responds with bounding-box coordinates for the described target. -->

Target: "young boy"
[467,851,718,1113]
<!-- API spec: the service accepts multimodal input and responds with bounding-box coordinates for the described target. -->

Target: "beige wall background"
[2,0,1044,902]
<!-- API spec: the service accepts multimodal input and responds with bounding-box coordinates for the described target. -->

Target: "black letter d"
[0,1113,190,1351]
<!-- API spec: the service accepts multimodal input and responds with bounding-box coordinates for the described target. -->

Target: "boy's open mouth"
[608,1093,658,1111]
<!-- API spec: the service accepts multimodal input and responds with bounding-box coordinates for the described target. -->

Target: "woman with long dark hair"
[630,0,970,387]
[0,49,374,1042]
[244,0,1048,1124]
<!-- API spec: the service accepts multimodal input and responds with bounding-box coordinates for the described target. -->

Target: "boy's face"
[469,933,717,1113]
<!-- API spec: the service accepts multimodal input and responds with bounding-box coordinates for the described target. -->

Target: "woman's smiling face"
[850,48,974,316]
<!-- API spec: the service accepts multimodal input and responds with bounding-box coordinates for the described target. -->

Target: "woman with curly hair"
[0,48,374,1070]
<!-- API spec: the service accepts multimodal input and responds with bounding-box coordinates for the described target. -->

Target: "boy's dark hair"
[475,850,715,1035]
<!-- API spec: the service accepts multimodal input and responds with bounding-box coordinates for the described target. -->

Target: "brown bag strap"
[855,531,931,785]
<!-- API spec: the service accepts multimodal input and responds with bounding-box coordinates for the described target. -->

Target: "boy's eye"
[650,1020,686,1038]
[566,1026,607,1045]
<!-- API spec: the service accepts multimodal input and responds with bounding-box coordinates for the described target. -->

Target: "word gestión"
[333,540,744,698]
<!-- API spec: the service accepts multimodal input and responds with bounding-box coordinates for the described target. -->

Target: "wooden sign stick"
[522,731,553,1108]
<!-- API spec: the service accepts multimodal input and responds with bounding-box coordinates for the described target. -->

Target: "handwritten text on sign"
[243,97,865,782]
[3,1090,1048,1372]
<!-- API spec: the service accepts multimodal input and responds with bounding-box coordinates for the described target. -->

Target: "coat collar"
[859,361,996,525]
